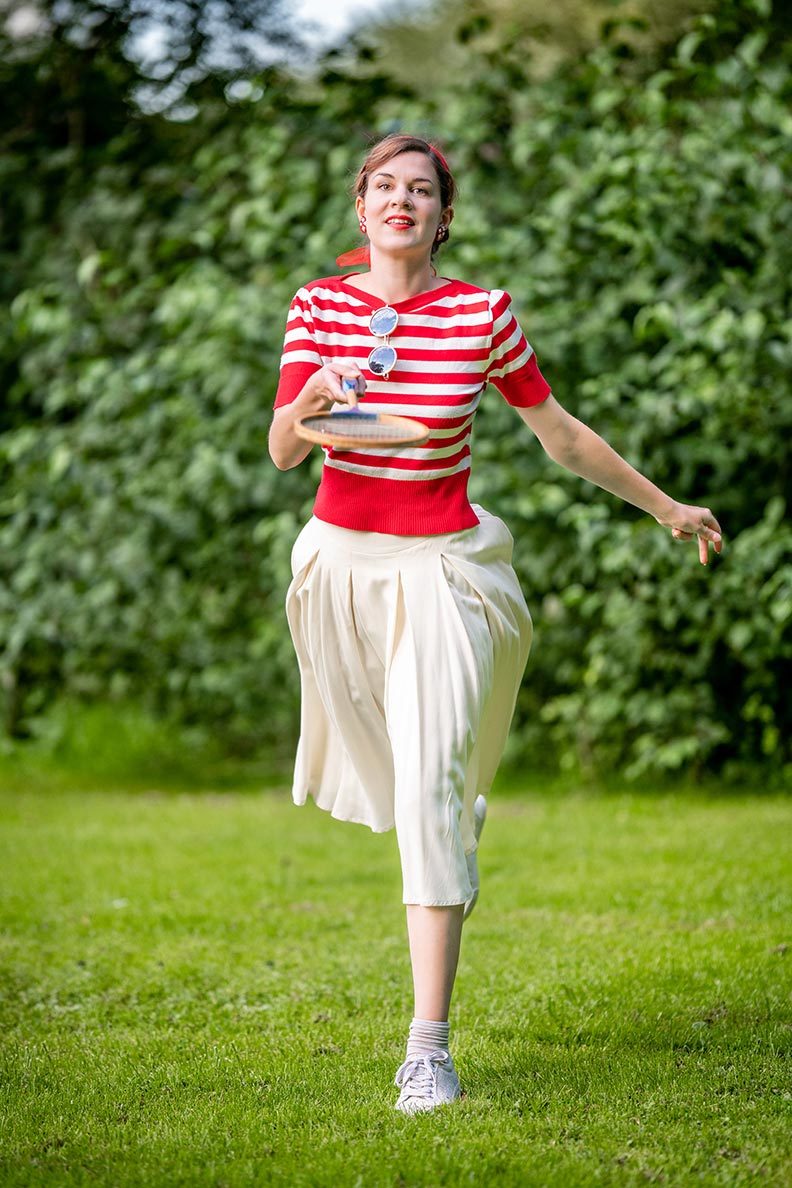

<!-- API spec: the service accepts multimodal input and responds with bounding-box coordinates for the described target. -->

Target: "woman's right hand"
[299,364,365,412]
[268,363,365,470]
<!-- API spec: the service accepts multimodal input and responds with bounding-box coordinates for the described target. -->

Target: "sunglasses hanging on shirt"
[368,306,399,379]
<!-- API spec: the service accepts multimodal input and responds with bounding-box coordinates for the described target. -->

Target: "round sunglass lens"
[368,344,397,376]
[369,306,398,337]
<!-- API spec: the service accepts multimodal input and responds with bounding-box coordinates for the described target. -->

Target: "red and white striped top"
[275,274,551,534]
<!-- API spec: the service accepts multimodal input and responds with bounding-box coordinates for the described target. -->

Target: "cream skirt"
[284,504,532,906]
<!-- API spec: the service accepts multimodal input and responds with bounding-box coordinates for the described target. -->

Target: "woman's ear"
[355,196,366,221]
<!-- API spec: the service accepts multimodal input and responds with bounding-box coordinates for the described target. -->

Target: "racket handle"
[341,376,361,412]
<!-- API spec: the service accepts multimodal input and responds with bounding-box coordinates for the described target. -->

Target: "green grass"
[1,779,790,1187]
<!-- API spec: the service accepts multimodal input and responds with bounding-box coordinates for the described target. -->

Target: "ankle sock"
[406,1017,450,1059]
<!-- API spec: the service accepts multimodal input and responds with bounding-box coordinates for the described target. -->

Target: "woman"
[268,134,722,1114]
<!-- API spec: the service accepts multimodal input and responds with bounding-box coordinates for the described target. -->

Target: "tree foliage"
[1,0,789,779]
[353,0,721,90]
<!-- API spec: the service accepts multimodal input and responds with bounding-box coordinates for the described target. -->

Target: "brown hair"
[352,134,457,257]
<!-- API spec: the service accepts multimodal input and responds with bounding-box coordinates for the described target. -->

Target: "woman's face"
[356,151,453,262]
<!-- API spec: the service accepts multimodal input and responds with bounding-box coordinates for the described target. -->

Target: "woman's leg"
[394,904,465,1113]
[406,904,464,1020]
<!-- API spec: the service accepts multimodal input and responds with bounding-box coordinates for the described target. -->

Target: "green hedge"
[1,0,789,779]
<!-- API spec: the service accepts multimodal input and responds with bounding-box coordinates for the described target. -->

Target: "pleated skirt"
[284,504,533,905]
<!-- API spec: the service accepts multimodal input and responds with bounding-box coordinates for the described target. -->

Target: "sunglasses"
[367,305,399,379]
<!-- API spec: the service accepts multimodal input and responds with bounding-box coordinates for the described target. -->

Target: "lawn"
[0,779,790,1187]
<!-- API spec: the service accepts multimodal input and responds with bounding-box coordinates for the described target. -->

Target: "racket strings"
[300,417,419,442]
[295,409,429,449]
[299,411,427,444]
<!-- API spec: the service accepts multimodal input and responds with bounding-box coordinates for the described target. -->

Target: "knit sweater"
[274,274,551,534]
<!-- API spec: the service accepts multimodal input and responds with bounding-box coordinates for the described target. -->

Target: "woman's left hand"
[658,501,723,566]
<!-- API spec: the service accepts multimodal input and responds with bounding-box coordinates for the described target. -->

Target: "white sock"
[406,1017,450,1059]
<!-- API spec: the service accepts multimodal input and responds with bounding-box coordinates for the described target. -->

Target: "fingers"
[675,529,720,565]
[704,509,723,536]
[670,507,723,565]
[698,510,722,565]
[700,510,722,544]
[327,365,364,408]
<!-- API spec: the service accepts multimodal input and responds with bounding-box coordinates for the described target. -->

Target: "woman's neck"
[351,251,444,304]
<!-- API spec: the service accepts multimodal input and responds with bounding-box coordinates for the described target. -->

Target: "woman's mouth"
[385,217,415,228]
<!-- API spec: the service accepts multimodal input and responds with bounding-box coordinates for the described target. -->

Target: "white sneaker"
[394,1049,461,1114]
[463,794,488,921]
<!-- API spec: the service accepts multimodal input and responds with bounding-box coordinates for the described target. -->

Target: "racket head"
[294,410,430,450]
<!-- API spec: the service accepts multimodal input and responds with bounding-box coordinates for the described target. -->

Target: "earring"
[359,217,367,234]
[435,224,449,243]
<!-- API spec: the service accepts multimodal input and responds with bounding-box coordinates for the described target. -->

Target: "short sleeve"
[486,289,551,408]
[274,288,324,409]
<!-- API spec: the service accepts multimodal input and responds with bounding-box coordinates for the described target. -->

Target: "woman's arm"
[269,364,364,471]
[516,395,723,565]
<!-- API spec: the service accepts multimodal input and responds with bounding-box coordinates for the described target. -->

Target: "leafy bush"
[1,0,789,779]
[457,3,792,779]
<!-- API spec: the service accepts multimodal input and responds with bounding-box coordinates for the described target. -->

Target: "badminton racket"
[295,379,429,451]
